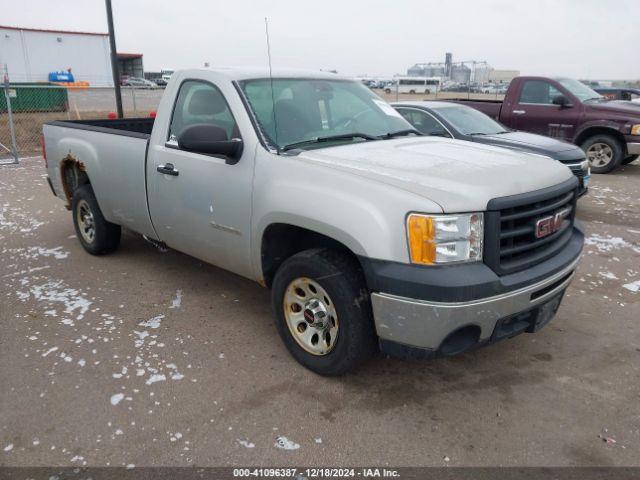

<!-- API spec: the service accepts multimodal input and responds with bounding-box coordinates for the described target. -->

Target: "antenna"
[265,17,279,153]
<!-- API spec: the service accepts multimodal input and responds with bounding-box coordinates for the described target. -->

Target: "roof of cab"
[178,67,351,82]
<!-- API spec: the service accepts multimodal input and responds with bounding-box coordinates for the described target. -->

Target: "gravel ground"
[1,157,639,468]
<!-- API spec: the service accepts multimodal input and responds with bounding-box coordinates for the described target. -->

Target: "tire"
[271,248,377,375]
[581,134,624,174]
[424,89,430,95]
[385,88,391,94]
[71,184,121,255]
[409,90,416,94]
[622,155,638,165]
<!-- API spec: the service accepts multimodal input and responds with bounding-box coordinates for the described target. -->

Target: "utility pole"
[105,0,123,118]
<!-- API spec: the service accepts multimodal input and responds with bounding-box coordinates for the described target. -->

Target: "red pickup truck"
[451,76,640,173]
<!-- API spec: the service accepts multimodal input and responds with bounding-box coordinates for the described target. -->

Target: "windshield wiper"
[281,133,378,152]
[467,132,489,136]
[380,128,422,139]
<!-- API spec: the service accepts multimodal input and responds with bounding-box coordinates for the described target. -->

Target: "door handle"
[512,110,526,115]
[157,163,179,176]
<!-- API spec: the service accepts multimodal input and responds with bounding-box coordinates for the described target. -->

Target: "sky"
[0,0,638,79]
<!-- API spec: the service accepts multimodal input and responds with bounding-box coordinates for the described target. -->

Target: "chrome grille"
[484,179,578,275]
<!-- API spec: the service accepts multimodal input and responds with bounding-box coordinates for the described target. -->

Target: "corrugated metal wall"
[0,27,114,86]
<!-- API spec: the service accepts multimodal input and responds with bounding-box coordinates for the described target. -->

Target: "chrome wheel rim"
[587,142,614,167]
[283,277,339,356]
[76,199,95,243]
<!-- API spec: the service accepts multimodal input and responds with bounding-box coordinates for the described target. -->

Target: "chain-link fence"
[1,79,163,163]
[372,83,507,103]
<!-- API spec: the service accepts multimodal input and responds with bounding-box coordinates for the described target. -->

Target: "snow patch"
[170,290,183,309]
[585,235,640,253]
[275,436,300,450]
[139,314,164,329]
[598,271,618,280]
[146,374,166,385]
[41,346,58,357]
[622,280,640,293]
[17,279,92,317]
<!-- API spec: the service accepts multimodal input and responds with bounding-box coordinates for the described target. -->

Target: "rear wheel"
[72,184,121,255]
[271,248,377,375]
[409,89,416,94]
[622,155,638,165]
[582,134,623,173]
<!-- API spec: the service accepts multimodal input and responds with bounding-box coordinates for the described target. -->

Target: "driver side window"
[169,80,238,142]
[519,80,562,105]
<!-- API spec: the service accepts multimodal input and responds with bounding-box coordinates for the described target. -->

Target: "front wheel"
[72,184,121,255]
[582,134,624,173]
[271,249,377,375]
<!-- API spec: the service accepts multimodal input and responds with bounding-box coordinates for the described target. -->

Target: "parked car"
[42,68,584,375]
[122,77,157,89]
[593,87,640,103]
[393,101,589,196]
[449,76,640,172]
[152,78,168,87]
[481,84,507,95]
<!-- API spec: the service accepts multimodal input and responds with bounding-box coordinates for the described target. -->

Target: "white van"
[161,69,175,82]
[385,77,441,94]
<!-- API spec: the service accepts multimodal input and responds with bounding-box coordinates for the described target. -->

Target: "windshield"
[556,78,603,102]
[239,78,414,151]
[434,104,509,135]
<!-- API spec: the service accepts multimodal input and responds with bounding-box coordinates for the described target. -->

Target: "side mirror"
[177,123,243,163]
[552,94,572,108]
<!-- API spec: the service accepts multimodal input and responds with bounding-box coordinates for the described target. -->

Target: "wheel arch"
[259,222,367,289]
[60,156,91,208]
[574,125,627,153]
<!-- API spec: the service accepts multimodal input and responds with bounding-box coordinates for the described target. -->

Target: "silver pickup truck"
[43,68,584,375]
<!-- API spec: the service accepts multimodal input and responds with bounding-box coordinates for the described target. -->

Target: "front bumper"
[364,226,583,357]
[627,142,640,155]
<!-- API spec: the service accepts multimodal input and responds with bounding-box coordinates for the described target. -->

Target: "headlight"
[407,213,483,265]
[580,159,589,172]
[631,124,640,136]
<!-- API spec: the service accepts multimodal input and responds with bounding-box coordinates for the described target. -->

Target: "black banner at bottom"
[1,467,640,480]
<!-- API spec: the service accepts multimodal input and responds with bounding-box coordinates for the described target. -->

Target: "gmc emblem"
[535,208,570,239]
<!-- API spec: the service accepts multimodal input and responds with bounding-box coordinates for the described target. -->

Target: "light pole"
[105,0,123,118]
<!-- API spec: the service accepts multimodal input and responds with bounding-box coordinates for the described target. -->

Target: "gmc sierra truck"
[450,76,640,173]
[43,68,584,375]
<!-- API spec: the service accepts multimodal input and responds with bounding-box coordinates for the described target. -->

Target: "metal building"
[0,25,144,86]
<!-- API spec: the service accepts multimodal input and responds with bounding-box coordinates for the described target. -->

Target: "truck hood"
[295,137,574,212]
[471,131,585,162]
[587,100,640,116]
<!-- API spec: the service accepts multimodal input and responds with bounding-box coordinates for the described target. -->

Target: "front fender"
[574,120,625,144]
[250,152,443,280]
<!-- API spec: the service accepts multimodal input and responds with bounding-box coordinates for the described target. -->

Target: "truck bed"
[43,117,157,239]
[47,117,155,138]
